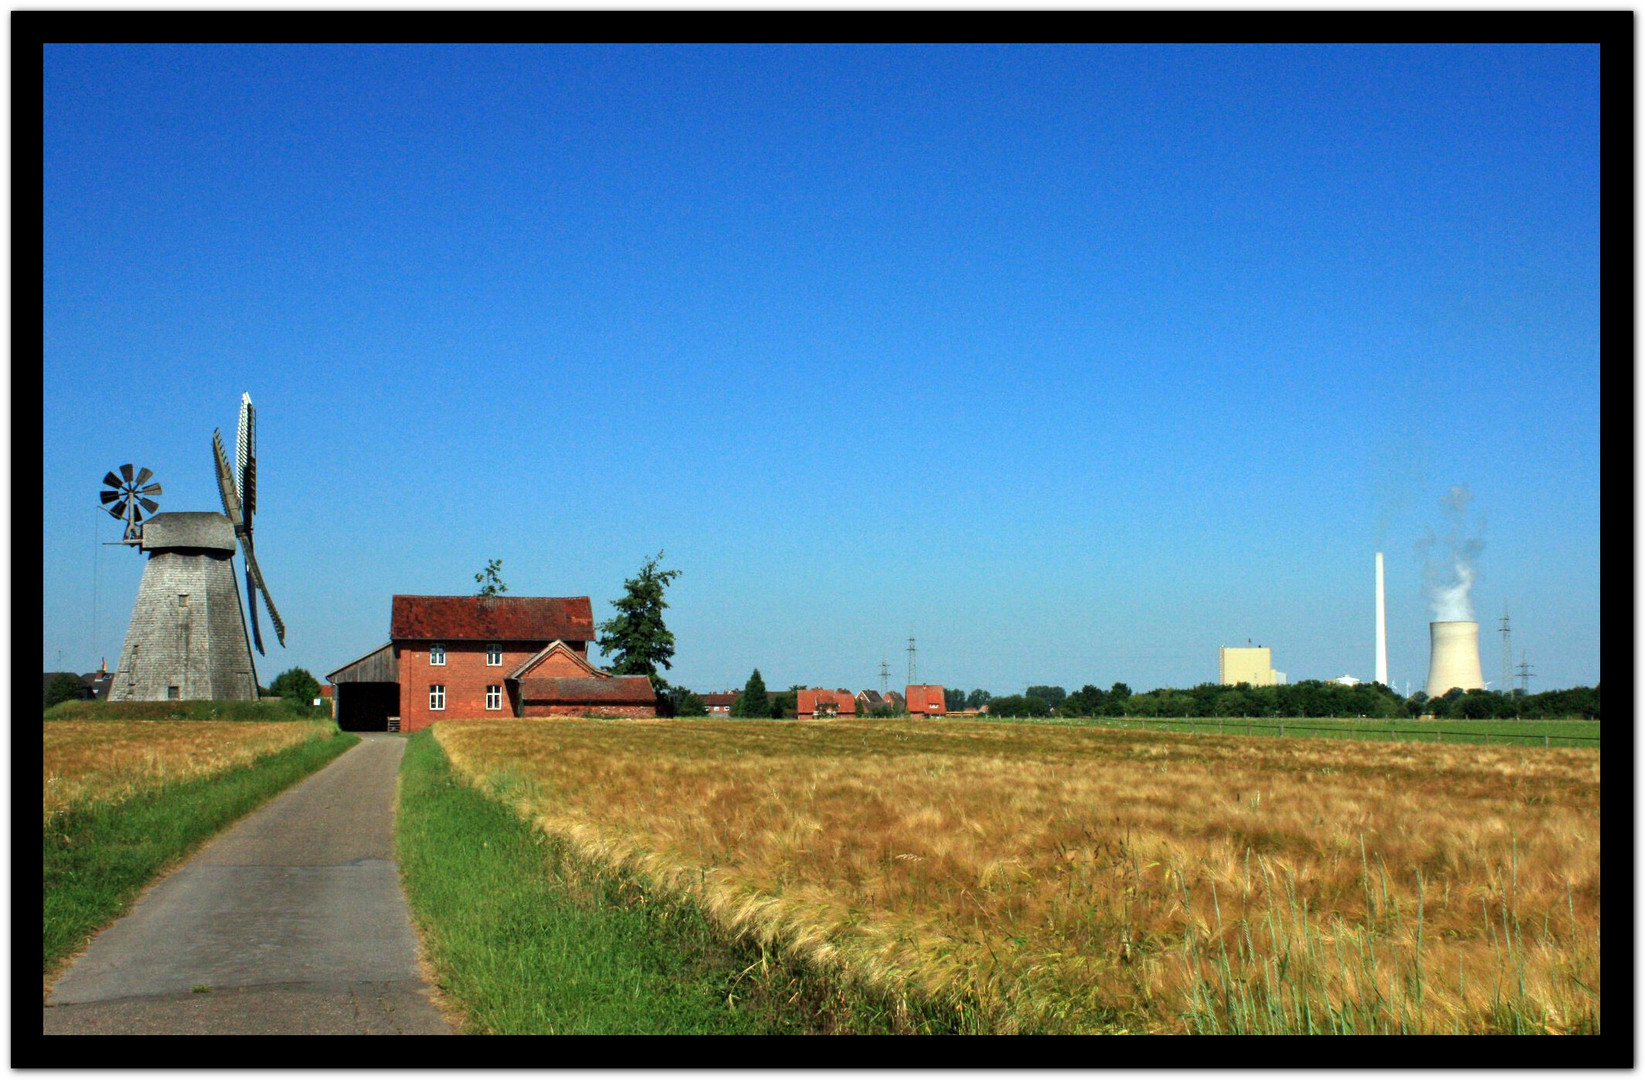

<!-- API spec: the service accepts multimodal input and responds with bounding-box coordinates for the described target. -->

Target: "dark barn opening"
[336,682,399,732]
[326,643,398,733]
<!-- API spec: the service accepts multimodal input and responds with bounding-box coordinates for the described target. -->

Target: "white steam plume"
[1419,485,1485,622]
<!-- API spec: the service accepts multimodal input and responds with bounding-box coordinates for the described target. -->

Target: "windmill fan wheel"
[100,464,163,528]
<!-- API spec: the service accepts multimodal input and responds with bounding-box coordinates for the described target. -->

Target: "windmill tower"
[107,394,286,702]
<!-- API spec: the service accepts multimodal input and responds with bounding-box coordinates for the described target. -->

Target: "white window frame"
[486,684,503,710]
[429,684,446,711]
[486,644,502,666]
[429,644,446,666]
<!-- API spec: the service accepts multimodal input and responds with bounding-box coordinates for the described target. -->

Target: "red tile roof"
[507,640,603,681]
[516,676,657,704]
[391,596,594,643]
[798,688,858,716]
[906,685,947,714]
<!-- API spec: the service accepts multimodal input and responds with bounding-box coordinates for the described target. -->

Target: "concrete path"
[43,734,454,1034]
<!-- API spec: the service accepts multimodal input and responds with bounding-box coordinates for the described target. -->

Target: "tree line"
[686,672,1600,722]
[979,680,1600,721]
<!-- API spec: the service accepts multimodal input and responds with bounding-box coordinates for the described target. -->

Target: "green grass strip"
[43,727,359,975]
[395,728,979,1035]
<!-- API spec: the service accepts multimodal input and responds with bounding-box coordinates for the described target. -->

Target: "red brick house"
[326,595,656,732]
[699,692,739,716]
[796,688,858,719]
[905,684,947,716]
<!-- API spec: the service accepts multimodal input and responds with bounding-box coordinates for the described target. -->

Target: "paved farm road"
[44,734,454,1035]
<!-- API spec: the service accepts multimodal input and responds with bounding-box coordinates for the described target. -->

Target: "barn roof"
[390,596,594,643]
[516,676,657,704]
[327,643,397,683]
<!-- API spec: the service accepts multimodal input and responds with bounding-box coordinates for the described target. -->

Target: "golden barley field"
[435,718,1600,1034]
[43,721,326,822]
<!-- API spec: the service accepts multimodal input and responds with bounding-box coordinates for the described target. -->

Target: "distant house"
[43,665,112,707]
[905,684,947,716]
[82,667,114,701]
[326,595,657,733]
[856,689,885,711]
[797,688,857,719]
[884,690,905,711]
[699,692,739,716]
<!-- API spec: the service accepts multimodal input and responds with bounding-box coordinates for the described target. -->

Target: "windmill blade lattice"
[100,464,162,542]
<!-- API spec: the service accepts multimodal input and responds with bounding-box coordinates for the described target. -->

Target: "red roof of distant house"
[700,692,739,708]
[516,676,657,704]
[906,685,947,714]
[798,688,858,716]
[390,596,594,642]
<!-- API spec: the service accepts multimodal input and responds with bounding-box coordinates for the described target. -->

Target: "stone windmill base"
[108,512,258,702]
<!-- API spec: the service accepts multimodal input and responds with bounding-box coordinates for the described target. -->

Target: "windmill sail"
[237,393,256,520]
[214,426,284,652]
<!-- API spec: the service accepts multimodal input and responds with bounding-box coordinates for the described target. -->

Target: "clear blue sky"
[43,44,1601,695]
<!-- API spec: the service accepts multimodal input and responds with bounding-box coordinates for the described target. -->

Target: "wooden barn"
[326,595,657,732]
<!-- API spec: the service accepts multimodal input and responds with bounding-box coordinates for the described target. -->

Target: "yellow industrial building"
[1219,646,1287,687]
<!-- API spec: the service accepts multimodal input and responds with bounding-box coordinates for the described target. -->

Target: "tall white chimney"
[1375,552,1388,686]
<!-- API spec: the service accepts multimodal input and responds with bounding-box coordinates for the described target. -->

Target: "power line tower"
[1499,603,1513,697]
[1516,652,1535,698]
[879,655,890,697]
[906,635,917,686]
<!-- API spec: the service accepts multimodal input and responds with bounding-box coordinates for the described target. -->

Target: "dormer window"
[486,644,502,666]
[430,644,446,666]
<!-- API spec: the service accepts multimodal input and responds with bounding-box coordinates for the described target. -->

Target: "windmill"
[99,464,163,543]
[213,393,285,655]
[105,393,282,702]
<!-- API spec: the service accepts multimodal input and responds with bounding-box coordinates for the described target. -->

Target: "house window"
[430,644,446,666]
[486,644,502,666]
[486,685,503,710]
[167,685,180,700]
[429,685,446,711]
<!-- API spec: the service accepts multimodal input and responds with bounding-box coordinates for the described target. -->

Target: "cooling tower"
[1425,620,1484,699]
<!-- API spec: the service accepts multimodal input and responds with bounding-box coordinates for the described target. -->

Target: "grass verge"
[43,727,359,980]
[395,727,980,1034]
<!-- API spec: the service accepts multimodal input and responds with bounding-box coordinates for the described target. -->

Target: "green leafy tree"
[1025,685,1066,709]
[966,688,992,710]
[670,688,708,717]
[943,687,967,712]
[474,558,509,597]
[595,551,682,692]
[268,667,322,704]
[45,672,83,709]
[770,685,804,720]
[732,669,769,718]
[988,694,1051,718]
[1066,684,1107,716]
